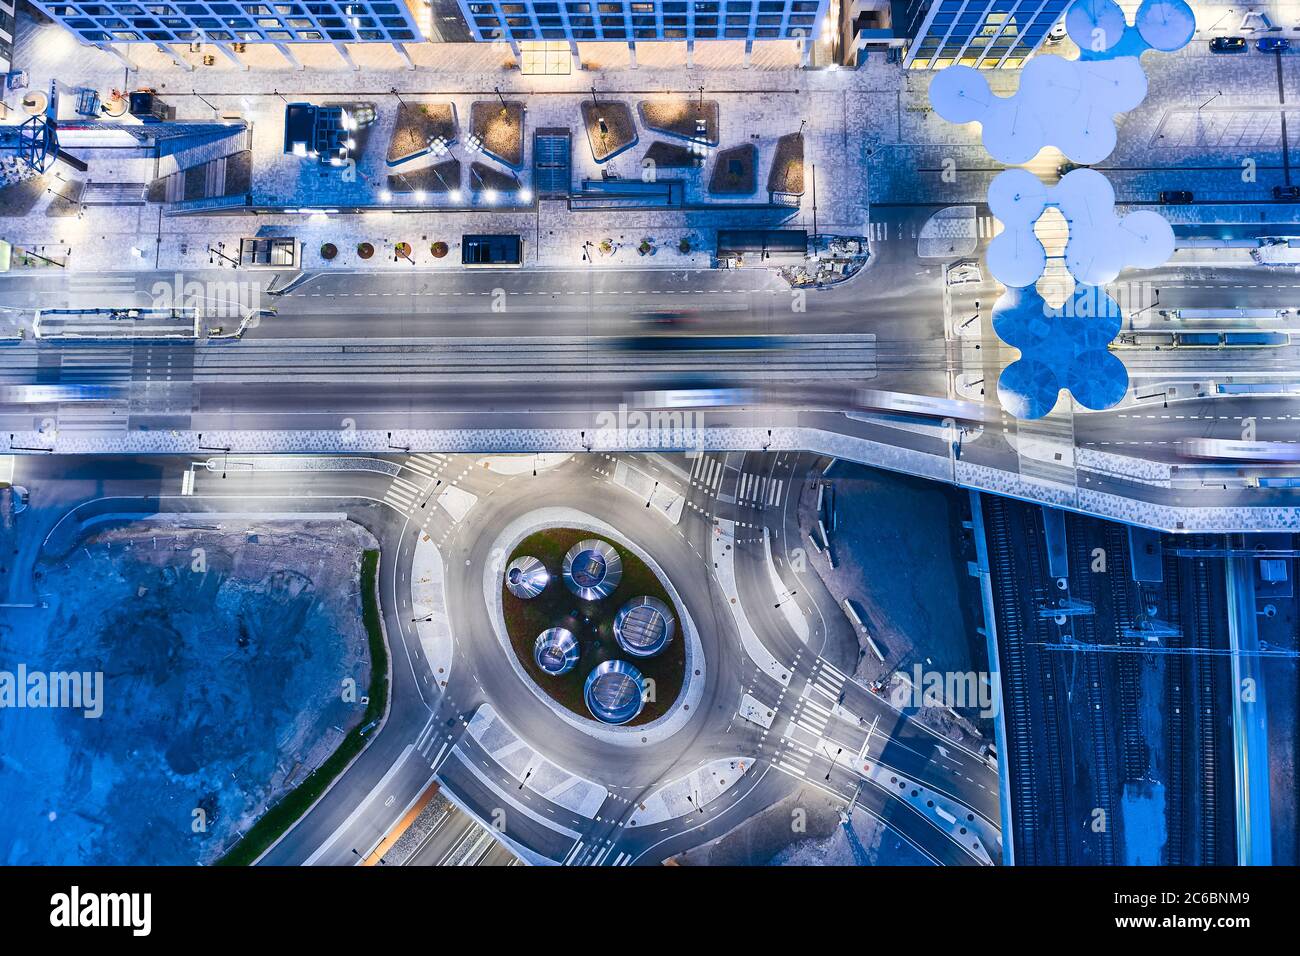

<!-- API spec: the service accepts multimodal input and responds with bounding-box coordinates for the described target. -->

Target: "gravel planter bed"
[471,100,525,168]
[387,102,457,166]
[708,144,757,195]
[386,158,462,194]
[580,100,638,163]
[643,141,703,170]
[767,132,806,195]
[469,161,521,193]
[637,98,719,145]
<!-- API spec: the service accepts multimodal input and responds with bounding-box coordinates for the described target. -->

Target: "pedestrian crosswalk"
[688,453,724,492]
[51,349,132,432]
[808,659,847,706]
[867,220,890,242]
[734,471,784,508]
[401,452,448,478]
[382,473,427,514]
[67,274,139,299]
[770,659,851,782]
[976,215,999,239]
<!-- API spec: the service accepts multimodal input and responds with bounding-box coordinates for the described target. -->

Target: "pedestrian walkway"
[0,19,876,276]
[466,704,610,818]
[626,756,750,827]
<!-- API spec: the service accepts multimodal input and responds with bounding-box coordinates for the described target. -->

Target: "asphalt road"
[6,449,1005,866]
[2,216,1296,479]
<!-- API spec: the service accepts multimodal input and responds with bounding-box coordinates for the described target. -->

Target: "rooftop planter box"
[386,158,462,195]
[637,98,719,146]
[580,100,637,164]
[470,100,526,169]
[767,132,806,196]
[708,144,758,196]
[643,141,703,170]
[387,102,458,167]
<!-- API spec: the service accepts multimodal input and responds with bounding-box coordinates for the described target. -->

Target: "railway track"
[1163,555,1188,865]
[1104,523,1149,783]
[1190,555,1220,864]
[981,496,1045,864]
[1066,519,1116,866]
[1017,501,1070,863]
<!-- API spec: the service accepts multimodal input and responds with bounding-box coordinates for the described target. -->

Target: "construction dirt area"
[0,518,376,865]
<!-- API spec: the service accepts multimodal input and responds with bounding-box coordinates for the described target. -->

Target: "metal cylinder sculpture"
[562,538,622,600]
[583,659,646,724]
[533,627,580,676]
[505,554,549,599]
[613,595,675,658]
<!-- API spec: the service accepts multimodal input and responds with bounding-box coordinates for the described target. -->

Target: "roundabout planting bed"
[502,528,684,726]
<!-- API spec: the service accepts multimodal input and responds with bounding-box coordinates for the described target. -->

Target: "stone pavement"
[1,18,884,274]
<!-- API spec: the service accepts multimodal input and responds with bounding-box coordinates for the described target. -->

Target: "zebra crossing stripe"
[768,478,784,506]
[385,485,417,507]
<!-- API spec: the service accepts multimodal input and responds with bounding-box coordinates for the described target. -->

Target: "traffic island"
[501,528,685,727]
[767,132,805,196]
[637,98,719,145]
[387,101,457,166]
[470,100,525,168]
[709,144,757,195]
[580,100,637,163]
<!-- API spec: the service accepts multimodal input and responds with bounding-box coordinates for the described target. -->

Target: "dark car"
[1209,36,1248,53]
[1274,185,1300,201]
[1258,37,1291,53]
[1160,190,1194,204]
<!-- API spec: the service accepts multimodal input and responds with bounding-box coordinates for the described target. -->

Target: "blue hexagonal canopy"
[993,284,1129,419]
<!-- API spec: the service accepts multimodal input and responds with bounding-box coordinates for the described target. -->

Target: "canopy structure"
[993,284,1129,419]
[1067,0,1196,59]
[584,660,646,724]
[506,554,550,599]
[929,54,1147,166]
[985,167,1175,289]
[562,538,623,601]
[534,628,580,676]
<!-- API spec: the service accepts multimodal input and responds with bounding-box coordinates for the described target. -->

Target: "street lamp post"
[824,746,843,781]
[494,85,510,125]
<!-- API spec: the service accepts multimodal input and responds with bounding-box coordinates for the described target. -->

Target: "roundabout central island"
[500,527,688,727]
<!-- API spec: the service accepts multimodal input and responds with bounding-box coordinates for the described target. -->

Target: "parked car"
[1046,21,1068,44]
[1160,190,1194,204]
[1209,36,1248,53]
[1274,185,1300,201]
[1057,162,1089,177]
[1258,37,1291,53]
